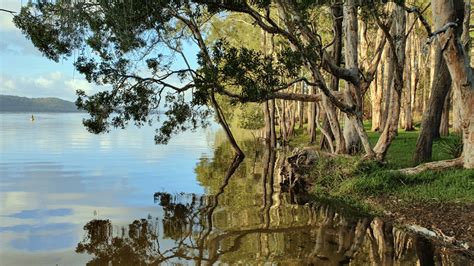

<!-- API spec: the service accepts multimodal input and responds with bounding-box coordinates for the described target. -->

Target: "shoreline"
[280,147,474,254]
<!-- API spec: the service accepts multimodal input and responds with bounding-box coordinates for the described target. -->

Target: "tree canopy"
[13,0,474,168]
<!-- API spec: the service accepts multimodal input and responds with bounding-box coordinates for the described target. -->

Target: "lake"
[0,113,471,265]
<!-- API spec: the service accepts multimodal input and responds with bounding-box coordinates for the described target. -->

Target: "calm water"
[0,113,471,265]
[0,113,216,265]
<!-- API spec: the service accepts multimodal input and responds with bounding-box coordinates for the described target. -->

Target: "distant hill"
[0,95,82,112]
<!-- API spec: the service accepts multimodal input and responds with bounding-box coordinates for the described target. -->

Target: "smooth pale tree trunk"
[270,100,277,148]
[432,0,474,168]
[380,43,393,131]
[340,0,375,158]
[358,17,369,69]
[264,101,271,142]
[413,44,452,164]
[288,96,296,137]
[429,45,436,97]
[422,53,430,114]
[312,2,345,154]
[370,69,384,132]
[277,100,288,144]
[414,36,424,120]
[320,3,343,151]
[298,82,304,129]
[410,35,420,125]
[307,87,316,143]
[374,4,407,160]
[343,0,362,154]
[372,40,386,132]
[403,22,415,131]
[322,95,345,153]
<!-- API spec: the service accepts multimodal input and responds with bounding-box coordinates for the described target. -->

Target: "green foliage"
[14,1,214,143]
[237,104,265,130]
[438,133,463,158]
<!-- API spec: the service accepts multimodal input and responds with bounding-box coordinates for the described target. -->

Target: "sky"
[0,0,199,102]
[0,1,103,101]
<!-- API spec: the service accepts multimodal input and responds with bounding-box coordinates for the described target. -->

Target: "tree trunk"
[320,3,343,151]
[210,93,244,156]
[440,90,450,136]
[380,43,393,131]
[452,0,471,134]
[298,82,304,129]
[371,31,385,132]
[343,0,362,154]
[279,99,288,144]
[270,99,277,148]
[374,4,406,160]
[307,87,316,143]
[403,22,415,131]
[264,101,270,141]
[413,43,452,164]
[432,0,474,168]
[452,86,463,133]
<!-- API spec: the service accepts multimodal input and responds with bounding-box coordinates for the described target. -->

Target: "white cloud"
[34,76,54,88]
[65,78,94,95]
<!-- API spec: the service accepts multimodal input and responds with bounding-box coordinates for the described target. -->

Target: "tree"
[413,43,451,164]
[431,0,474,168]
[16,1,286,157]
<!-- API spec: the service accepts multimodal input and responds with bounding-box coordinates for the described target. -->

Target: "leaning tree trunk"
[413,43,452,164]
[432,0,474,168]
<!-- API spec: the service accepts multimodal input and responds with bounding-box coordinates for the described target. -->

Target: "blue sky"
[0,1,199,102]
[0,1,99,101]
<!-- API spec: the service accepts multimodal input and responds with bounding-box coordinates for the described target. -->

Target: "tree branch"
[0,8,15,15]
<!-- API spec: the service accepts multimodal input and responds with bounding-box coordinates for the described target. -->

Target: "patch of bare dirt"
[368,196,474,248]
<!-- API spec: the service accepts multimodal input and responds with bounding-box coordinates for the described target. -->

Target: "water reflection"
[76,141,472,265]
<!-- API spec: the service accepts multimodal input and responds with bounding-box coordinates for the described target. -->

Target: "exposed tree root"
[397,157,463,175]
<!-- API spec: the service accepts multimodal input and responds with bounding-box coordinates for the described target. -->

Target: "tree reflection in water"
[76,141,472,265]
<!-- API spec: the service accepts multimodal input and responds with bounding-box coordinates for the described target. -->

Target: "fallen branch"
[398,157,463,175]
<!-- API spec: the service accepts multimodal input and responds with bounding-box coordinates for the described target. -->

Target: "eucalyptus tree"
[403,0,473,170]
[14,0,296,157]
[18,0,472,168]
[430,0,474,168]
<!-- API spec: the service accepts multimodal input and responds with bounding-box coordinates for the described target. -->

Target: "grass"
[286,123,473,207]
[288,121,461,168]
[337,168,474,203]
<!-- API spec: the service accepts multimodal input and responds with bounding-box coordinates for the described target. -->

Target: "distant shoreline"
[0,95,82,113]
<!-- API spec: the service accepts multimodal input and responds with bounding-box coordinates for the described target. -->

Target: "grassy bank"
[288,125,473,209]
